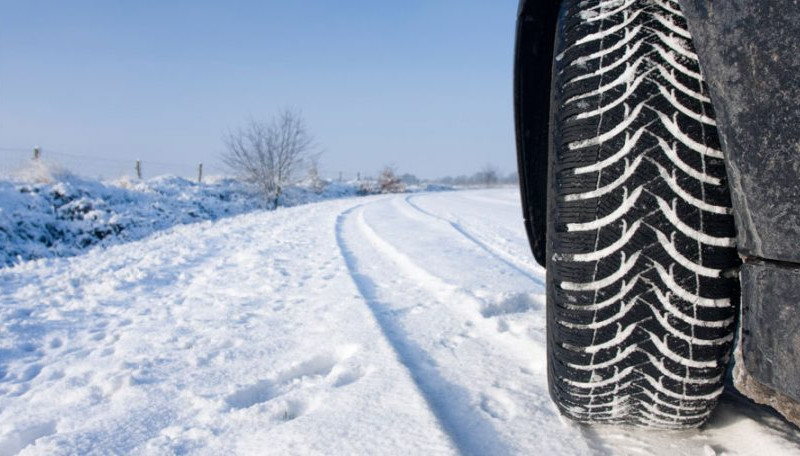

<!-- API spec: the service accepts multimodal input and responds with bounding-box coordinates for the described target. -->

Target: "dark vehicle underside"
[515,0,800,427]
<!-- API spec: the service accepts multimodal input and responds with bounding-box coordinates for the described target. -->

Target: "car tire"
[546,0,740,428]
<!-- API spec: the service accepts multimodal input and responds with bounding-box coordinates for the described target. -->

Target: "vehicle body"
[515,0,800,426]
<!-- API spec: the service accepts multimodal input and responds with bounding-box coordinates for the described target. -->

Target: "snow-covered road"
[1,189,798,455]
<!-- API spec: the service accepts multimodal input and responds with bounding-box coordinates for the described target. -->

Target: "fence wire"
[0,147,366,184]
[0,147,227,181]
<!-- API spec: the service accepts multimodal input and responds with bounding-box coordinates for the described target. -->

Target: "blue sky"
[0,1,519,179]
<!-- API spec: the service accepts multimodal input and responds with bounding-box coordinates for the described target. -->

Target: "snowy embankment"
[0,164,362,268]
[1,189,799,455]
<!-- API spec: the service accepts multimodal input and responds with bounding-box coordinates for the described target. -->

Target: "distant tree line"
[429,164,519,187]
[357,163,519,191]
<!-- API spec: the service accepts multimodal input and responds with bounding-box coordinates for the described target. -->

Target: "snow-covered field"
[1,189,798,455]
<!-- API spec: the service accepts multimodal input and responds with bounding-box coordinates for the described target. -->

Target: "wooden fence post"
[135,160,141,179]
[198,163,203,183]
[33,147,40,161]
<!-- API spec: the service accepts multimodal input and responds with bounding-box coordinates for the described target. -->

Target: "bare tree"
[378,166,405,194]
[479,164,499,187]
[222,109,314,207]
[306,154,327,194]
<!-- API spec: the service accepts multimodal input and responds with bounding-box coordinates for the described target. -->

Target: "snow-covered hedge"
[0,161,454,268]
[0,163,359,268]
[0,171,253,268]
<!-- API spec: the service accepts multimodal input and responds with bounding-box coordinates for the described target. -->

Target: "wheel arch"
[680,0,800,427]
[516,0,800,268]
[514,0,561,267]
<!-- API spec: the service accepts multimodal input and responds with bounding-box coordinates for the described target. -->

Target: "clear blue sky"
[0,1,519,179]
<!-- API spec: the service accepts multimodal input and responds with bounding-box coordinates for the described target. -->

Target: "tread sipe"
[547,0,740,428]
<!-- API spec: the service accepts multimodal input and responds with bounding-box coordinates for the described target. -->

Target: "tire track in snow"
[337,198,599,455]
[335,203,514,456]
[404,195,544,288]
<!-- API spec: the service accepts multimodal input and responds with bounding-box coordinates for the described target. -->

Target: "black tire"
[547,0,740,428]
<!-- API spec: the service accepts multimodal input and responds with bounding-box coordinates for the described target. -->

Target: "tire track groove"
[334,204,512,456]
[404,195,544,287]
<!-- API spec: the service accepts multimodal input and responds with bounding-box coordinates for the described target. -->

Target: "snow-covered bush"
[0,171,262,268]
[11,159,77,184]
[377,166,406,194]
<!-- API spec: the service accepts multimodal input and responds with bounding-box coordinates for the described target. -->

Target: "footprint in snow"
[331,365,365,388]
[279,399,310,421]
[225,378,278,411]
[10,308,34,319]
[0,420,57,455]
[18,342,38,354]
[479,389,517,421]
[480,292,541,318]
[224,345,361,411]
[20,364,43,382]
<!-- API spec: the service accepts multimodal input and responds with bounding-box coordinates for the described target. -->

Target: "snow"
[0,161,383,268]
[1,188,799,455]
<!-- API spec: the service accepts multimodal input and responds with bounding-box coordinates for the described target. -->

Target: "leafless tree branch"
[222,109,315,207]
